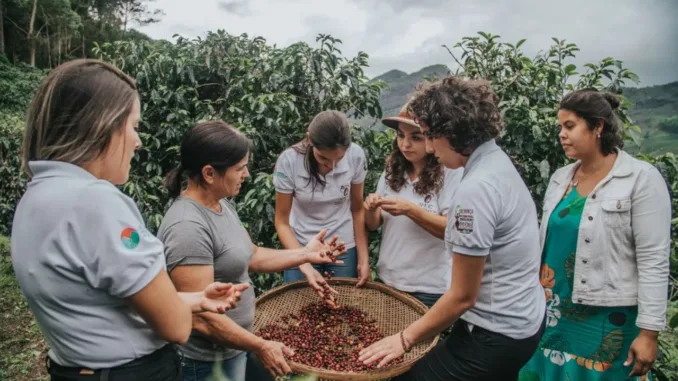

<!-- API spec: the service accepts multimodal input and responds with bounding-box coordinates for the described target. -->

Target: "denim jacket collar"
[551,149,634,186]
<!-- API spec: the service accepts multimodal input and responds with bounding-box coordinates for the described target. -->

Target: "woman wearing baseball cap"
[364,101,463,308]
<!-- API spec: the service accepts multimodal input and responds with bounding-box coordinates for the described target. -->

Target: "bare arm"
[170,265,294,377]
[126,269,192,344]
[405,206,447,240]
[363,193,383,231]
[352,183,370,287]
[402,252,485,343]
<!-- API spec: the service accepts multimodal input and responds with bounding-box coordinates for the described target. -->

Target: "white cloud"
[138,0,678,86]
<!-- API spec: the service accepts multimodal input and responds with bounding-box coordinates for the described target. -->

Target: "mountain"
[358,65,678,155]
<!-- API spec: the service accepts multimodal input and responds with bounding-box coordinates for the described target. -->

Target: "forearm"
[405,206,446,240]
[178,291,207,313]
[365,208,383,231]
[402,288,475,346]
[249,246,309,273]
[192,312,265,353]
[275,220,304,250]
[352,208,369,263]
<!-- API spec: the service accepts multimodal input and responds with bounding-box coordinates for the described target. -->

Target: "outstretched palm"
[200,282,250,314]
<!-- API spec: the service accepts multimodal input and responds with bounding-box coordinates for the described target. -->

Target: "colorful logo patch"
[454,205,474,234]
[120,227,140,249]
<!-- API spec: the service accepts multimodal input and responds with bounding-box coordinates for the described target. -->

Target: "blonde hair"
[21,59,138,176]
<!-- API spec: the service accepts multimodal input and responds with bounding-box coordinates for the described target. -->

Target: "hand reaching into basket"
[359,332,410,369]
[255,339,295,377]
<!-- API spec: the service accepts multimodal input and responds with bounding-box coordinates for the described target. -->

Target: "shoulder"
[76,181,141,219]
[442,167,463,185]
[548,161,577,186]
[348,143,366,160]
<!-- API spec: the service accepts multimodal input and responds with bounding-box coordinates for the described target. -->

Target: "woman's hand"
[364,193,382,211]
[199,282,250,313]
[378,197,414,217]
[625,329,658,377]
[358,333,406,368]
[304,229,347,265]
[356,258,370,288]
[300,266,339,307]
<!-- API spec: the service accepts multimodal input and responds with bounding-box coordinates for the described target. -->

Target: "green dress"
[519,186,652,381]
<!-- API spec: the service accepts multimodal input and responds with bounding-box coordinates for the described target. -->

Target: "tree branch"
[4,16,28,35]
[442,44,465,71]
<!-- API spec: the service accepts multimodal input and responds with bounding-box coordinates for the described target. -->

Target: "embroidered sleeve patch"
[454,205,474,234]
[273,171,289,180]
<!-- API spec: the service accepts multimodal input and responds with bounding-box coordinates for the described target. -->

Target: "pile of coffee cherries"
[257,301,404,372]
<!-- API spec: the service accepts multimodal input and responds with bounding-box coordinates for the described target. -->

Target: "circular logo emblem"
[121,227,140,249]
[424,194,432,203]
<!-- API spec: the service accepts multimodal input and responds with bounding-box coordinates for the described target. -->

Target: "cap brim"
[381,117,420,130]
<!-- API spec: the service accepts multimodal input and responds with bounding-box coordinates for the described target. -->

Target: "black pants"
[46,344,182,381]
[395,314,546,381]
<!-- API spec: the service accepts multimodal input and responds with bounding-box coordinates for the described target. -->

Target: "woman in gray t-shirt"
[157,120,345,381]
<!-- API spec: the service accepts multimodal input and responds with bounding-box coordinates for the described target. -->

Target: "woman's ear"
[201,165,215,185]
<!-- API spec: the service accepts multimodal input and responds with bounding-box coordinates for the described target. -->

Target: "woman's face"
[396,122,428,164]
[103,96,142,185]
[217,154,250,198]
[312,146,347,174]
[420,124,467,169]
[557,108,601,160]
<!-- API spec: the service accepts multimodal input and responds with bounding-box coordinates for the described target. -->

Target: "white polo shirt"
[11,161,167,368]
[273,143,367,249]
[375,168,462,294]
[445,140,546,340]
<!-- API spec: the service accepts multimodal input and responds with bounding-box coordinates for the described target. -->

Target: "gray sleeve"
[75,183,166,298]
[438,168,463,215]
[272,150,295,194]
[445,179,500,257]
[161,220,215,273]
[351,145,368,184]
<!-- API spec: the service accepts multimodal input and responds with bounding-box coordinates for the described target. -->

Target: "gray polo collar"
[29,160,98,180]
[461,139,501,179]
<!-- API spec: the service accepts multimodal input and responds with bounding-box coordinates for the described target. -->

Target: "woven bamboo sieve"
[253,278,439,381]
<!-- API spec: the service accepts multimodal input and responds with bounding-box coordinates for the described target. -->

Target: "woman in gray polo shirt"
[157,120,347,381]
[11,59,244,381]
[364,100,462,309]
[359,76,546,381]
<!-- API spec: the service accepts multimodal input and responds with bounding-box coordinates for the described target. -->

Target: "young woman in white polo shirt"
[10,59,243,381]
[364,101,462,308]
[274,110,371,294]
[359,77,546,381]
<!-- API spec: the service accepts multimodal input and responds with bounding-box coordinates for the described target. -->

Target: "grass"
[0,237,48,381]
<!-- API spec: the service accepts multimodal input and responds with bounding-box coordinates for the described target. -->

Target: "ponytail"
[164,164,184,199]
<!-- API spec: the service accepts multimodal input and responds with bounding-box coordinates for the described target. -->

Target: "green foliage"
[658,116,678,134]
[0,31,676,380]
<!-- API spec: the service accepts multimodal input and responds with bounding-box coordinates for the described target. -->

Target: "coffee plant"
[0,31,676,380]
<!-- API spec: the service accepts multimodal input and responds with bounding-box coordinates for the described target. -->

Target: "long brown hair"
[384,138,443,196]
[291,110,352,192]
[22,59,137,176]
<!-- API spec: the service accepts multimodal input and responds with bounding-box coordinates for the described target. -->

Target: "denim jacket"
[539,149,672,331]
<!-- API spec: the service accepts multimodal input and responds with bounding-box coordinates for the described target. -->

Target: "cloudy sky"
[138,0,678,87]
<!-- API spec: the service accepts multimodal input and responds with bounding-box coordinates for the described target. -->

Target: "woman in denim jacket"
[519,89,672,381]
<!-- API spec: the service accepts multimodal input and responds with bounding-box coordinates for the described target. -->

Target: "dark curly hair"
[558,88,624,155]
[407,76,504,156]
[384,138,443,196]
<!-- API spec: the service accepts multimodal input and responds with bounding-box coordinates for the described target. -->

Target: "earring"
[597,134,601,138]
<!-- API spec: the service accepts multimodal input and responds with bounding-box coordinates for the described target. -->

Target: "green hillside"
[359,65,678,155]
